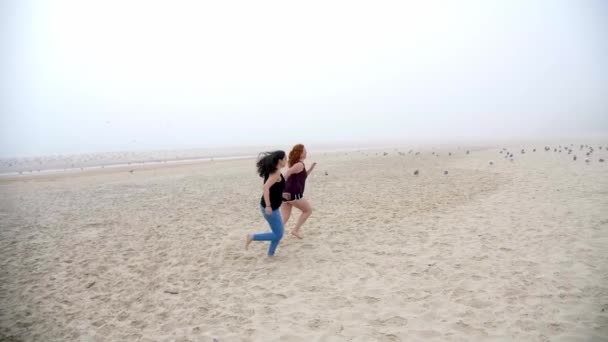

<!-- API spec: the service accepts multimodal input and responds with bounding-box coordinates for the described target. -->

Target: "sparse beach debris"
[489,161,494,165]
[600,159,605,163]
[573,156,577,161]
[413,170,419,176]
[86,281,96,289]
[324,171,328,176]
[129,170,134,173]
[466,150,470,154]
[164,290,179,295]
[585,158,590,163]
[444,170,448,175]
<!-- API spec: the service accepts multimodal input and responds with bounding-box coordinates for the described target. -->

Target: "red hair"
[288,144,305,167]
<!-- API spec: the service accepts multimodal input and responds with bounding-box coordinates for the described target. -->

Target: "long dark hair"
[256,150,286,177]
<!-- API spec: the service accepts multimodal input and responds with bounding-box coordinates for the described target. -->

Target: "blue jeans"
[252,206,284,256]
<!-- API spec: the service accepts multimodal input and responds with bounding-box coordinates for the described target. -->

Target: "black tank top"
[260,174,285,210]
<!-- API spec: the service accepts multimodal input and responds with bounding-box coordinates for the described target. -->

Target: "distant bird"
[489,161,494,165]
[324,171,328,176]
[532,149,536,152]
[585,158,590,163]
[510,158,514,162]
[554,148,557,152]
[600,159,605,163]
[499,151,503,154]
[415,152,420,156]
[414,170,419,176]
[466,150,470,154]
[573,156,577,161]
[444,170,448,175]
[383,152,388,156]
[129,169,134,173]
[521,149,525,154]
[448,152,452,156]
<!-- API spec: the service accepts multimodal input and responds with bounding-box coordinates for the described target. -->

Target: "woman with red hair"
[281,144,316,238]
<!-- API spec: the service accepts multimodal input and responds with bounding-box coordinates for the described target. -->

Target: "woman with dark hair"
[245,150,287,256]
[281,144,316,239]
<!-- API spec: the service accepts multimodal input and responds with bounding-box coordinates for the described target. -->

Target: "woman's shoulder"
[292,161,305,170]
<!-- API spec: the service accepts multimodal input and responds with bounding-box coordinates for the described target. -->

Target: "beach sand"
[1,145,607,341]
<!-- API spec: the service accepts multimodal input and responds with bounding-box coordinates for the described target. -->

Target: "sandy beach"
[1,144,607,341]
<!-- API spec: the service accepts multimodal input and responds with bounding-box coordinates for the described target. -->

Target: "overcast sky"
[1,0,607,157]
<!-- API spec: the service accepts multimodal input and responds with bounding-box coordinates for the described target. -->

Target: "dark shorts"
[283,192,304,202]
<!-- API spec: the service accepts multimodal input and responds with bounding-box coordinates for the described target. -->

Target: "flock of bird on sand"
[1,144,606,176]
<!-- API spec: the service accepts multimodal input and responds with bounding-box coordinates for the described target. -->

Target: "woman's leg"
[266,210,284,256]
[290,198,312,238]
[251,208,284,256]
[281,201,293,225]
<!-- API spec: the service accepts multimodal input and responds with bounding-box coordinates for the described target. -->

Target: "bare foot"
[245,234,253,249]
[291,230,303,239]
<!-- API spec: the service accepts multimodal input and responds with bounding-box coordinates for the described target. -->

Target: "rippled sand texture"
[1,146,607,341]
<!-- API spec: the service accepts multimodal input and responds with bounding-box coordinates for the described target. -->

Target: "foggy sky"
[1,0,607,157]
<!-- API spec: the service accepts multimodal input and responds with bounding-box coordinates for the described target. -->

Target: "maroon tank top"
[285,162,308,197]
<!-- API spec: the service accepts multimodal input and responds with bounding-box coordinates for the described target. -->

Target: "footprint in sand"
[307,318,331,330]
[371,316,408,327]
[363,296,380,304]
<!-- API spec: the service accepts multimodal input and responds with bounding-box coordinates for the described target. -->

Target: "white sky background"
[1,0,607,157]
